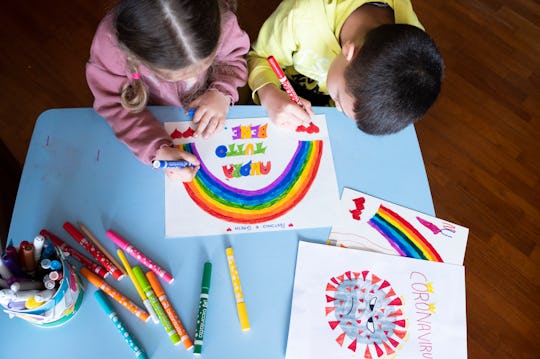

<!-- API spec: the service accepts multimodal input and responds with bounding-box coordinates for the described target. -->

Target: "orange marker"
[79,267,149,322]
[146,271,193,350]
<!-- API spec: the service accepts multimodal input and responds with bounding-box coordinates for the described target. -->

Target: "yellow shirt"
[247,0,423,101]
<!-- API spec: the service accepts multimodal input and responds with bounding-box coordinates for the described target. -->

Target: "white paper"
[164,115,340,237]
[328,188,469,265]
[286,241,467,359]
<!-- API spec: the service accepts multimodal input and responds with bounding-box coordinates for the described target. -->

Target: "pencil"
[78,222,127,277]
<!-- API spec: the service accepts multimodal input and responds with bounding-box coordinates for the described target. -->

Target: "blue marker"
[94,290,148,359]
[188,108,196,118]
[152,160,195,169]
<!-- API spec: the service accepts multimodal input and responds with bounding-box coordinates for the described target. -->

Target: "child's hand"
[155,146,200,182]
[188,90,230,139]
[258,84,313,130]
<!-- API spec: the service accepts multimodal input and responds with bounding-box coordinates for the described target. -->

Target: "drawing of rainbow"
[180,140,323,223]
[368,205,443,262]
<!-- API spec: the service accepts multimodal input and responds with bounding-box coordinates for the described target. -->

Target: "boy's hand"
[154,146,200,182]
[188,90,230,139]
[258,84,313,130]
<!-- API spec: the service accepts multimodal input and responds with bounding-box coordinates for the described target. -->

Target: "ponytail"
[120,71,148,113]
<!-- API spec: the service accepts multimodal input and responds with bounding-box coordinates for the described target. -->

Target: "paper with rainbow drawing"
[328,188,469,265]
[163,115,340,238]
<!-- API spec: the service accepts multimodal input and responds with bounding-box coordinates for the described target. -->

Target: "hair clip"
[131,73,141,80]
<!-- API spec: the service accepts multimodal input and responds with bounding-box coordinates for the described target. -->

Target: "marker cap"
[201,262,212,292]
[237,302,250,331]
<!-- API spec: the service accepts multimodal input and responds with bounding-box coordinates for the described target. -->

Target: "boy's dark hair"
[115,0,221,70]
[345,24,444,135]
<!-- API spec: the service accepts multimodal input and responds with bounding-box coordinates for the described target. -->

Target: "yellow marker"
[117,249,159,324]
[226,247,250,331]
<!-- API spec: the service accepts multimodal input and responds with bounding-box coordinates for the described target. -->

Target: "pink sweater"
[86,11,249,164]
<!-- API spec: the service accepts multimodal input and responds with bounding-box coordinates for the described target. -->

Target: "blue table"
[1,106,433,359]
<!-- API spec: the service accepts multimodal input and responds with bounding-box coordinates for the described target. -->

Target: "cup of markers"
[0,235,84,327]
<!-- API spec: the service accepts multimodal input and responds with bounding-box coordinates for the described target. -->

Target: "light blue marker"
[94,290,148,359]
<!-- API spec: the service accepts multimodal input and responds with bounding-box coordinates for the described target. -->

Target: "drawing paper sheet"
[164,115,340,237]
[286,241,467,359]
[328,188,468,265]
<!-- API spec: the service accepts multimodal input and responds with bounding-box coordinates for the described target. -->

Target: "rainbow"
[368,205,443,262]
[180,140,323,223]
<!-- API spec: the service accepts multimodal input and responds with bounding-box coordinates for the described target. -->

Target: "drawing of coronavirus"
[325,270,408,358]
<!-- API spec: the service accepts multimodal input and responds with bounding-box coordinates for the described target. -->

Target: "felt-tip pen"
[194,262,212,355]
[152,160,195,169]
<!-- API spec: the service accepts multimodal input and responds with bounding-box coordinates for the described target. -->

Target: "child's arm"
[189,10,250,139]
[246,0,312,127]
[85,14,172,165]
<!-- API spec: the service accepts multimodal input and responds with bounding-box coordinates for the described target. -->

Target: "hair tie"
[131,73,141,80]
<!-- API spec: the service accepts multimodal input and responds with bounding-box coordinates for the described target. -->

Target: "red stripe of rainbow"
[180,140,323,223]
[368,205,443,262]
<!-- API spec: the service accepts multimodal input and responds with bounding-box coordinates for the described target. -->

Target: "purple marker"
[152,160,195,169]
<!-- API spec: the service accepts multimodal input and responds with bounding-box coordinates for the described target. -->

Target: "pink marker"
[62,222,124,280]
[105,230,174,284]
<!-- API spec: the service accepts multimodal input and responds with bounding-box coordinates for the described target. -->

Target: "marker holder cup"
[1,247,85,327]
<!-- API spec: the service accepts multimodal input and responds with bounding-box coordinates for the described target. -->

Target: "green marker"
[132,266,181,346]
[194,262,212,355]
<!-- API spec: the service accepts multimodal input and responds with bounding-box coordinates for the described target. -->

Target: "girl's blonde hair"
[116,0,231,112]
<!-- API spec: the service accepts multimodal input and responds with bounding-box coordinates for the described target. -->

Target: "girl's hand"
[258,84,313,130]
[154,145,200,182]
[188,90,230,139]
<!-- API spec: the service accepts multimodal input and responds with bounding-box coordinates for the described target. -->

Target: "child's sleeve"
[247,0,299,103]
[85,15,172,164]
[208,11,250,104]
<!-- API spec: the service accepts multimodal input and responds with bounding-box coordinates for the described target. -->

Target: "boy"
[247,0,443,134]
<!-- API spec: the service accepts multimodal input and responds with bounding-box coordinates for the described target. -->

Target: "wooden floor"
[0,1,538,357]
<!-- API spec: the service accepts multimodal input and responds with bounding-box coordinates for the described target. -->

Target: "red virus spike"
[347,339,357,352]
[346,287,352,292]
[326,295,336,303]
[383,342,395,355]
[353,272,361,279]
[331,277,339,285]
[361,288,366,293]
[371,274,381,284]
[182,127,195,138]
[325,307,335,316]
[393,319,406,328]
[361,271,369,280]
[388,337,400,347]
[374,342,384,357]
[328,320,340,330]
[337,274,345,282]
[345,271,352,279]
[339,300,344,305]
[393,329,407,339]
[388,309,403,317]
[356,320,362,324]
[385,288,396,298]
[326,283,337,291]
[364,345,373,359]
[388,297,403,306]
[170,129,183,139]
[379,280,390,290]
[336,332,346,346]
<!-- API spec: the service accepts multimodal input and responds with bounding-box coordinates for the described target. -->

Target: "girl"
[86,0,249,181]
